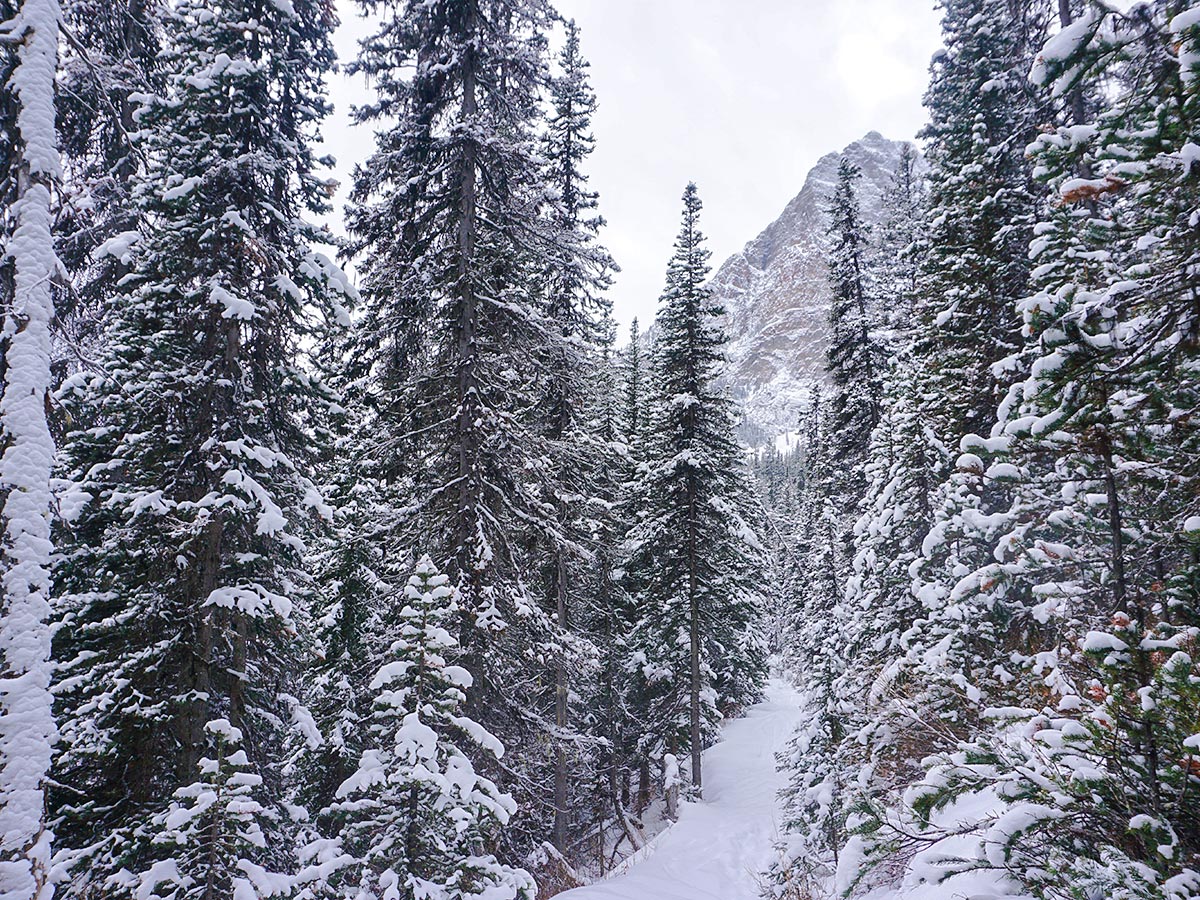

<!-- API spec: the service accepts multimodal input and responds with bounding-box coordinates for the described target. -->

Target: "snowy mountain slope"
[713,132,913,443]
[557,678,805,900]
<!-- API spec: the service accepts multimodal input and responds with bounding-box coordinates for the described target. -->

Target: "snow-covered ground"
[559,677,804,900]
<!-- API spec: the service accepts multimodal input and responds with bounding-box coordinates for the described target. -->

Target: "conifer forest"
[1,0,1199,899]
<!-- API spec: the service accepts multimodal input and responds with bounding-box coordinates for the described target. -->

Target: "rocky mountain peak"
[713,132,914,446]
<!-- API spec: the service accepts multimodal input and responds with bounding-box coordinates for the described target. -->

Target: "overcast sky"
[322,1,945,333]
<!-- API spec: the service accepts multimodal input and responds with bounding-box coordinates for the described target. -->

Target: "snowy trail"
[559,677,804,900]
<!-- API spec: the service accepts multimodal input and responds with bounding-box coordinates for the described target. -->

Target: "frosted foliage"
[46,0,345,894]
[770,4,1200,900]
[135,720,286,900]
[304,558,533,900]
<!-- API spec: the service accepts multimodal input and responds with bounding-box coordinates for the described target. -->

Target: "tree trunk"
[181,517,220,779]
[663,753,680,820]
[687,482,703,796]
[455,2,481,609]
[230,612,247,732]
[1099,433,1161,810]
[553,549,570,850]
[450,2,490,733]
[609,765,645,853]
[0,9,62,896]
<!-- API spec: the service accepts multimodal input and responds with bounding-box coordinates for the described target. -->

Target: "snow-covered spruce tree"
[342,0,606,854]
[861,6,1200,899]
[823,157,885,508]
[577,325,645,857]
[894,0,1048,730]
[889,0,1048,738]
[771,391,854,896]
[54,0,162,358]
[307,558,534,900]
[771,160,896,893]
[615,317,649,627]
[910,0,1047,444]
[893,0,1051,763]
[838,144,938,698]
[621,317,646,458]
[293,201,391,850]
[0,2,61,898]
[612,315,658,817]
[872,142,925,345]
[774,4,1052,894]
[343,0,595,859]
[813,368,950,898]
[536,17,615,853]
[748,444,803,658]
[801,156,945,899]
[895,0,1049,727]
[294,464,386,841]
[49,0,346,893]
[135,719,291,900]
[624,183,766,797]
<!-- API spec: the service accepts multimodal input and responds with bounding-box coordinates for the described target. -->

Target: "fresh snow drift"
[558,678,804,900]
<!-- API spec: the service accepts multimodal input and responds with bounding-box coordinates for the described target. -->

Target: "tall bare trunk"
[181,517,220,778]
[687,478,702,796]
[1099,432,1161,809]
[0,7,62,896]
[455,3,480,601]
[553,549,570,849]
[636,758,650,813]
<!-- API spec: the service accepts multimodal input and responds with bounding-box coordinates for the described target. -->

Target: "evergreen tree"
[625,183,766,797]
[296,466,385,836]
[785,5,1200,899]
[839,145,940,703]
[577,326,644,855]
[899,0,1051,746]
[772,2,1052,894]
[131,719,288,900]
[878,6,1200,898]
[537,17,614,852]
[749,444,803,657]
[342,0,607,852]
[772,390,850,894]
[771,158,903,893]
[295,168,384,842]
[50,0,346,892]
[873,142,925,344]
[622,317,645,456]
[824,158,885,506]
[613,316,655,817]
[308,559,534,900]
[344,0,556,613]
[0,1,61,897]
[55,0,163,361]
[912,0,1047,442]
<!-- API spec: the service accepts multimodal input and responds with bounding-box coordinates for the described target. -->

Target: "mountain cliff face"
[713,132,913,445]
